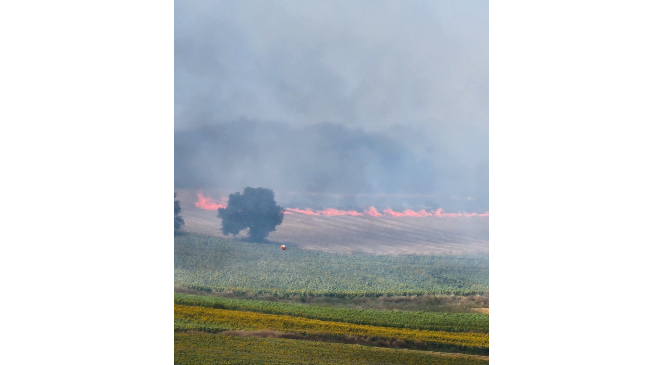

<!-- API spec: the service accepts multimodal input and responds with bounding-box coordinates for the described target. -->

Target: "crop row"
[175,235,489,296]
[175,292,489,333]
[174,304,489,352]
[175,332,489,365]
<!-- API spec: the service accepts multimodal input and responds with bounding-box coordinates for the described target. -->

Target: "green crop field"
[175,332,489,365]
[175,304,488,353]
[174,234,489,362]
[175,293,489,333]
[175,234,489,297]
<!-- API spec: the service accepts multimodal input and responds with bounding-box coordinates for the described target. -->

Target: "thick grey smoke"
[175,0,488,212]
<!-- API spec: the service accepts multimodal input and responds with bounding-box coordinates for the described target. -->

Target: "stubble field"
[175,189,489,256]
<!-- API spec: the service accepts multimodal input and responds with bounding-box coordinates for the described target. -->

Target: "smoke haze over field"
[175,0,488,213]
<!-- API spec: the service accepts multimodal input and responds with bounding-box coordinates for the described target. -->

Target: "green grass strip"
[175,292,488,333]
[175,332,488,365]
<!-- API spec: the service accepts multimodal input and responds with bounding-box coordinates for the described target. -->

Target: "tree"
[217,187,284,241]
[175,193,185,231]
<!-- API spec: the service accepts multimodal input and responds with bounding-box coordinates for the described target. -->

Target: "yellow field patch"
[175,304,488,350]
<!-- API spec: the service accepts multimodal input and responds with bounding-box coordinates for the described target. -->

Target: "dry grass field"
[175,190,489,255]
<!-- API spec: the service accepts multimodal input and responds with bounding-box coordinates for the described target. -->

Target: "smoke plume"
[175,1,488,213]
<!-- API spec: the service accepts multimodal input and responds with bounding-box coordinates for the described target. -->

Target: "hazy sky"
[175,0,488,212]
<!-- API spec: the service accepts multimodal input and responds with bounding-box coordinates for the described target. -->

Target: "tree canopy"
[217,187,284,241]
[175,193,185,231]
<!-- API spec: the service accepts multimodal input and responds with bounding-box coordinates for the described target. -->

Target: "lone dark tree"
[175,193,185,231]
[217,187,284,242]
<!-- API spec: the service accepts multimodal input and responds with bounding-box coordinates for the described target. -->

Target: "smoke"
[176,122,487,212]
[175,1,488,213]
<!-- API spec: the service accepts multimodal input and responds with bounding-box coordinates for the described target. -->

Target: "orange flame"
[382,208,405,217]
[318,208,364,216]
[194,193,228,210]
[194,193,488,217]
[404,209,432,217]
[431,209,490,218]
[285,208,320,215]
[364,206,383,217]
[382,208,430,217]
[433,208,460,217]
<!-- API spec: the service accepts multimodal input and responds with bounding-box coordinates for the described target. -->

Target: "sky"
[175,0,489,212]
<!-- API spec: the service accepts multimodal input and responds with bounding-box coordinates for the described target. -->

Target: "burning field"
[176,190,489,255]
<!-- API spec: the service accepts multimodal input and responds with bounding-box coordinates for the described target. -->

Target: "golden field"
[175,304,488,351]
